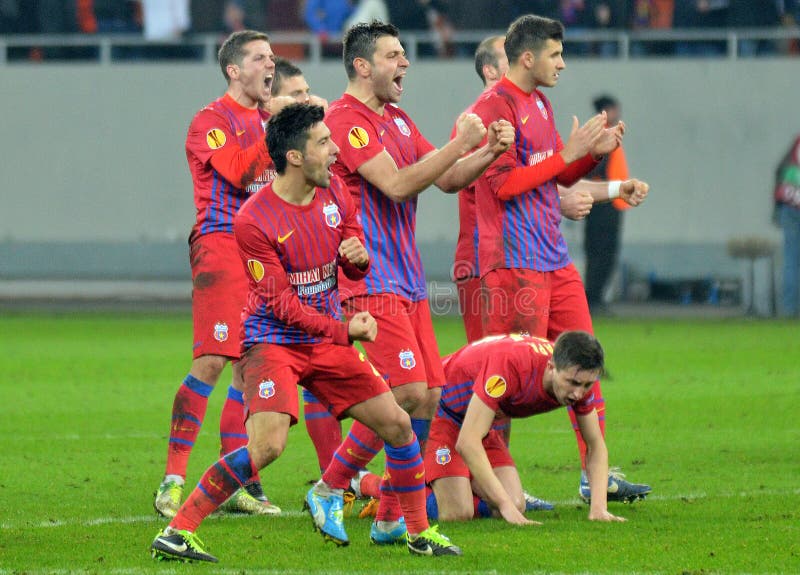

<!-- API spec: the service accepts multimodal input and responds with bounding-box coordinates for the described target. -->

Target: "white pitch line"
[2,488,797,531]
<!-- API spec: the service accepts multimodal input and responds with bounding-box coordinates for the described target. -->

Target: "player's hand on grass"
[454,112,487,153]
[619,178,649,207]
[499,502,542,526]
[487,120,514,157]
[559,187,594,220]
[560,113,605,163]
[588,508,627,522]
[348,311,378,342]
[339,237,369,269]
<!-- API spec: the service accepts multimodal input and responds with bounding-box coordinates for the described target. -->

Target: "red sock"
[569,380,606,468]
[375,476,403,522]
[302,388,343,472]
[322,420,381,489]
[165,375,213,478]
[384,435,428,536]
[359,471,383,499]
[219,385,247,456]
[171,447,256,532]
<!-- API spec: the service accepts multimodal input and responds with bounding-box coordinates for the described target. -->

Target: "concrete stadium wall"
[2,58,796,282]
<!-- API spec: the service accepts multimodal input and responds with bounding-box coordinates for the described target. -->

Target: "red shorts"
[480,263,593,340]
[343,294,445,389]
[456,276,483,343]
[239,342,390,424]
[190,232,249,359]
[424,417,514,483]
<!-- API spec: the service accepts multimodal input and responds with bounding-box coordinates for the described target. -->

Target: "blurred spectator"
[630,0,675,56]
[345,0,389,29]
[674,0,729,57]
[82,1,142,34]
[773,134,800,317]
[222,0,246,34]
[583,94,631,315]
[589,1,628,56]
[446,0,514,30]
[304,0,353,38]
[141,0,189,40]
[728,0,781,56]
[387,0,455,57]
[304,0,354,57]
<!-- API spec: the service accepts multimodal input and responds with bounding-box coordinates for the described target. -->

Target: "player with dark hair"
[454,35,509,343]
[270,56,329,112]
[153,29,281,520]
[152,103,461,561]
[307,20,514,547]
[424,331,626,525]
[471,14,651,504]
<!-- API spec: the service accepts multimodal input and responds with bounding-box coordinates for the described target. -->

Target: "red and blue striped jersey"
[234,175,367,348]
[451,100,482,281]
[472,77,569,274]
[326,94,435,302]
[186,94,276,239]
[437,333,594,426]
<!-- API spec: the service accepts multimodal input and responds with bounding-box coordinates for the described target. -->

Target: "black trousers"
[583,203,623,307]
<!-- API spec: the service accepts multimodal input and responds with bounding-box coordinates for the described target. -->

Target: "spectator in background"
[141,0,190,40]
[674,0,729,57]
[345,0,389,29]
[589,1,627,56]
[583,95,630,316]
[387,0,455,57]
[774,134,800,318]
[222,0,246,34]
[304,0,354,49]
[728,0,781,56]
[630,0,674,55]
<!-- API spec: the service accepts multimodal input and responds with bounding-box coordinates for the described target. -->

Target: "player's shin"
[384,437,428,536]
[321,420,382,489]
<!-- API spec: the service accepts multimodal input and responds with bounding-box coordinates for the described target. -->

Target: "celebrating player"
[308,20,514,546]
[153,30,281,520]
[424,332,626,525]
[470,14,651,503]
[151,104,461,562]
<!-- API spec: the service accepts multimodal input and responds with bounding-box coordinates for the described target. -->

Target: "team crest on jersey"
[247,259,265,282]
[258,379,276,399]
[206,128,227,150]
[213,321,229,342]
[399,349,416,370]
[536,99,548,120]
[484,374,507,398]
[436,447,451,465]
[348,126,369,149]
[393,117,411,137]
[323,202,341,228]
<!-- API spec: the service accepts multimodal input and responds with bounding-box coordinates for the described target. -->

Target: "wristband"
[607,180,622,200]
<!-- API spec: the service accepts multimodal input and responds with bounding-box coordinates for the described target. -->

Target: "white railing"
[1,28,798,64]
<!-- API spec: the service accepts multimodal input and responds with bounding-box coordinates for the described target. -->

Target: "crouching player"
[424,331,627,525]
[151,104,461,562]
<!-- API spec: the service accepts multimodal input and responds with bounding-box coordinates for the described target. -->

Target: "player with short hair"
[454,34,509,343]
[424,331,626,525]
[153,29,281,520]
[308,20,514,545]
[470,14,651,503]
[151,104,462,562]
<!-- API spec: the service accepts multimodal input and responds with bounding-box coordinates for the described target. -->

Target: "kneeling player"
[424,331,627,524]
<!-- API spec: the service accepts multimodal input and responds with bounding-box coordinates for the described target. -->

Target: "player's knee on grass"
[432,481,475,522]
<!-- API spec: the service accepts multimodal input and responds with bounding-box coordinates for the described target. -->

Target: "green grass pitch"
[1,311,798,574]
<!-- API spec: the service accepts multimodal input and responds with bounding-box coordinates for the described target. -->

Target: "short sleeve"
[328,108,385,173]
[186,107,237,166]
